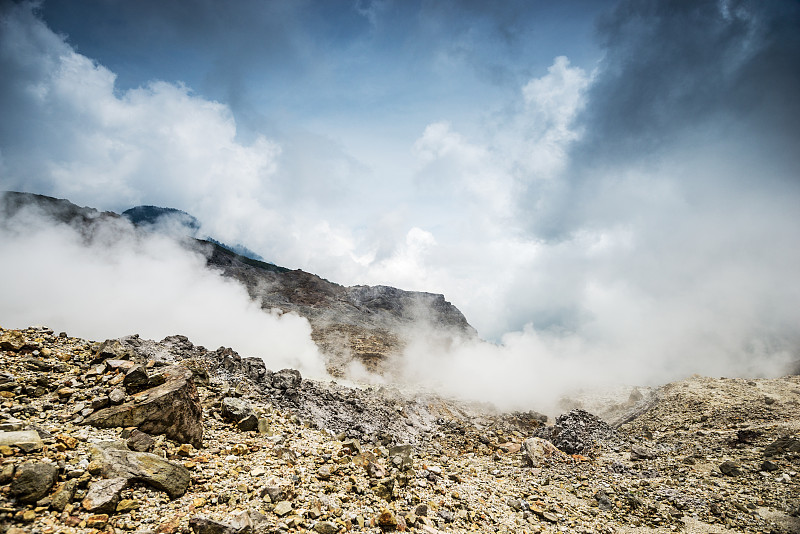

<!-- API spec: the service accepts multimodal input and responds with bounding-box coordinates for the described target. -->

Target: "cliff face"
[201,240,476,376]
[1,191,477,375]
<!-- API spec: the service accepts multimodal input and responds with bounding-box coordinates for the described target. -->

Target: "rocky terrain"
[0,191,475,375]
[1,325,800,534]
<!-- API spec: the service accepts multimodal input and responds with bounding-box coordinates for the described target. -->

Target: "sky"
[1,0,800,398]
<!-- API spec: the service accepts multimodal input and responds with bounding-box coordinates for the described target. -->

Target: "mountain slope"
[1,191,476,374]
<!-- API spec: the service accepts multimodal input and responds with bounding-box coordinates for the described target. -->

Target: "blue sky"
[1,0,799,383]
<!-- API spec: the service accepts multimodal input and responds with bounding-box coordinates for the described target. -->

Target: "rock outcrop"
[82,364,203,447]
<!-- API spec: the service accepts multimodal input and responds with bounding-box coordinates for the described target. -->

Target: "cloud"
[1,0,799,413]
[579,0,800,163]
[0,195,328,378]
[0,1,362,275]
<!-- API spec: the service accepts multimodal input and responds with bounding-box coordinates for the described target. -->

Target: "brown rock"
[91,441,191,498]
[82,365,203,447]
[85,514,109,529]
[377,509,398,531]
[0,330,33,351]
[51,479,79,512]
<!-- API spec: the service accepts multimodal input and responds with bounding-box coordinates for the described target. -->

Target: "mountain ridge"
[0,191,476,375]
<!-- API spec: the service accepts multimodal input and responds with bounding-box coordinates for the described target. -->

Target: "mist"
[1,1,799,413]
[0,197,328,379]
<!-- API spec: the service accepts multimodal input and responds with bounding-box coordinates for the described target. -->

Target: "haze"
[1,1,799,408]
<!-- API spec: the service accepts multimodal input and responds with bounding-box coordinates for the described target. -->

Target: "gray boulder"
[271,369,301,390]
[10,461,58,503]
[91,441,191,498]
[82,477,128,514]
[82,365,202,447]
[221,397,254,423]
[0,430,44,452]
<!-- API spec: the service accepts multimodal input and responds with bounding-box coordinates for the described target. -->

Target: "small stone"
[221,397,254,424]
[388,444,413,470]
[522,437,564,467]
[630,445,657,461]
[761,460,779,472]
[257,417,270,434]
[51,479,79,512]
[317,465,335,480]
[314,521,340,534]
[0,463,14,483]
[719,460,742,476]
[237,414,258,432]
[377,509,397,531]
[108,388,126,405]
[177,443,194,457]
[85,514,109,529]
[341,438,361,455]
[273,501,293,516]
[116,499,140,513]
[127,429,155,452]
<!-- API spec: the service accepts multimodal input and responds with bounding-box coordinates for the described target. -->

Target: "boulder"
[522,437,565,467]
[82,477,128,514]
[0,430,44,452]
[91,441,191,498]
[0,330,34,352]
[10,461,58,503]
[271,369,301,390]
[534,409,615,454]
[82,365,202,447]
[221,397,254,423]
[51,479,79,512]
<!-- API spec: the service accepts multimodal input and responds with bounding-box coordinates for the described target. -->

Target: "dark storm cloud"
[581,0,800,161]
[525,0,800,240]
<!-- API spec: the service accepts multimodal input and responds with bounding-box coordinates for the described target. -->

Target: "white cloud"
[2,3,799,413]
[0,201,328,378]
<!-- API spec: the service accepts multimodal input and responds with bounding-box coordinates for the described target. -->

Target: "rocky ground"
[1,326,799,534]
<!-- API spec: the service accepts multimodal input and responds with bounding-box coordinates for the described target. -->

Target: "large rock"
[82,365,202,447]
[221,397,254,423]
[82,477,128,514]
[0,430,44,452]
[534,409,615,454]
[91,441,191,498]
[94,339,138,362]
[0,330,34,352]
[522,437,565,467]
[10,461,58,503]
[271,369,301,390]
